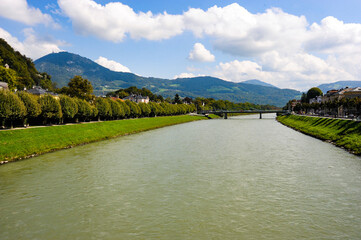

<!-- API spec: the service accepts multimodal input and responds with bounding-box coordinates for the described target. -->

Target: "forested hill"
[35,51,301,106]
[317,81,361,93]
[0,38,54,90]
[241,79,277,88]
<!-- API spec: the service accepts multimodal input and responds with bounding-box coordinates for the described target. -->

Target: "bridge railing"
[199,109,287,114]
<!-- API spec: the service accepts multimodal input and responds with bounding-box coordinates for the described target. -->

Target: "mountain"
[241,79,278,88]
[317,81,361,93]
[35,52,301,106]
[0,38,53,90]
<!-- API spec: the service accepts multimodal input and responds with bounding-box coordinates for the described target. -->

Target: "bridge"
[200,110,288,119]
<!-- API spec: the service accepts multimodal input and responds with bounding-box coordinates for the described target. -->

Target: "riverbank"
[277,114,361,155]
[0,115,209,163]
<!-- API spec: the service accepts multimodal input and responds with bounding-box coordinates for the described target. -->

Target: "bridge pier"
[224,112,228,119]
[259,112,262,119]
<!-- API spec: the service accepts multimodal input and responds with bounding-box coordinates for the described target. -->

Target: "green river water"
[0,114,360,239]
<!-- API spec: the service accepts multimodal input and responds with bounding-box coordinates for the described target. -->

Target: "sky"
[1,0,361,91]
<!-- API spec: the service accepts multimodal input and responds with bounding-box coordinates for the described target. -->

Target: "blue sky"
[1,0,361,91]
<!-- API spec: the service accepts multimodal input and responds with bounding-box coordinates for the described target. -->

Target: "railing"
[199,109,287,114]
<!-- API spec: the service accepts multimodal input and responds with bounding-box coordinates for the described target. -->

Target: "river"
[0,114,360,239]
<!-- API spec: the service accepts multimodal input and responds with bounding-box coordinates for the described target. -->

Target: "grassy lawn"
[0,115,207,162]
[277,115,361,155]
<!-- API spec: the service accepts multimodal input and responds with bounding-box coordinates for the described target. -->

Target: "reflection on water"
[1,114,360,239]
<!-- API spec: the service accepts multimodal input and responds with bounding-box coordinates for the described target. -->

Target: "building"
[0,81,8,90]
[322,87,354,103]
[309,95,322,104]
[123,94,149,103]
[320,87,360,117]
[27,86,59,99]
[344,87,361,99]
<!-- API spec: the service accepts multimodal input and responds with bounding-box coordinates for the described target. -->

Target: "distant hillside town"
[286,87,361,119]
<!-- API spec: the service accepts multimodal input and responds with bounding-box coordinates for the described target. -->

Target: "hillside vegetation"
[0,39,54,90]
[318,80,361,93]
[277,115,361,155]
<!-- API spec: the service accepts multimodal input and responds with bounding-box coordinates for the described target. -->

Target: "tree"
[149,102,160,117]
[118,100,130,118]
[306,87,323,102]
[156,94,164,102]
[109,99,123,119]
[173,94,182,104]
[182,97,193,104]
[0,65,18,91]
[61,76,94,101]
[300,93,307,103]
[38,94,62,124]
[91,105,98,120]
[39,72,55,91]
[75,98,93,122]
[16,91,41,126]
[138,102,151,117]
[125,100,141,118]
[60,95,78,123]
[95,98,111,120]
[0,89,26,128]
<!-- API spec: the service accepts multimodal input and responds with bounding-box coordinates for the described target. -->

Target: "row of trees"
[106,86,165,102]
[193,97,279,112]
[106,87,279,111]
[0,89,196,129]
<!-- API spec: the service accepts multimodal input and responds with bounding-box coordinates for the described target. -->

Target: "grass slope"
[0,115,206,162]
[277,115,361,155]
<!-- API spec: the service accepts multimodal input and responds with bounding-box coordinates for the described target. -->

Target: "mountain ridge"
[241,79,278,88]
[317,80,361,93]
[34,52,301,106]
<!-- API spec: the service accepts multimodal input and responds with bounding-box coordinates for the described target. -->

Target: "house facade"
[123,94,149,103]
[26,86,59,99]
[0,81,8,90]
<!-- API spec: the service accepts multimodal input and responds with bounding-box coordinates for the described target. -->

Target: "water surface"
[1,114,360,239]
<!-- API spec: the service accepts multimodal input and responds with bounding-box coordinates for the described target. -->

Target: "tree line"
[192,97,279,112]
[284,87,361,117]
[286,97,361,116]
[0,89,196,129]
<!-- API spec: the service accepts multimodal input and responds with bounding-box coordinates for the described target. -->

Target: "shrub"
[75,98,93,122]
[60,95,78,122]
[109,99,123,119]
[138,102,151,117]
[0,89,26,128]
[125,100,141,118]
[118,100,130,118]
[16,91,41,126]
[96,98,111,120]
[38,94,62,124]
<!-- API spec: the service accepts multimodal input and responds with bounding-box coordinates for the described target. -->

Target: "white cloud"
[306,16,361,54]
[184,5,309,56]
[0,0,56,27]
[95,56,131,72]
[0,27,63,59]
[173,73,196,79]
[57,1,361,89]
[213,56,354,90]
[58,0,184,41]
[173,72,206,79]
[188,43,215,62]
